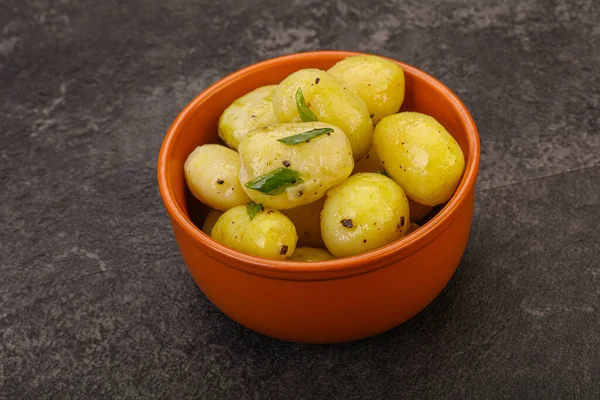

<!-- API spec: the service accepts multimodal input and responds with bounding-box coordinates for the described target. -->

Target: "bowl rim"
[157,50,480,280]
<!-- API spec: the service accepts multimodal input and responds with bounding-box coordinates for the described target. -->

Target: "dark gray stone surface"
[1,0,599,398]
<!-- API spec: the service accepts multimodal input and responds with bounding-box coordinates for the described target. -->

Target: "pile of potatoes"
[184,55,465,262]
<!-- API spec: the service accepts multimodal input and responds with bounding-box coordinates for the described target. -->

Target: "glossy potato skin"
[238,122,354,210]
[321,173,410,258]
[328,55,405,124]
[201,209,223,235]
[211,205,297,260]
[184,144,251,211]
[373,112,465,206]
[273,69,373,160]
[289,247,335,262]
[282,196,326,248]
[218,85,278,150]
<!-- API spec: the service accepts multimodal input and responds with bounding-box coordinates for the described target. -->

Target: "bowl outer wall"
[172,188,474,343]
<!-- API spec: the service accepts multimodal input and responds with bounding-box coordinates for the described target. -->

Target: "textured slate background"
[1,0,599,398]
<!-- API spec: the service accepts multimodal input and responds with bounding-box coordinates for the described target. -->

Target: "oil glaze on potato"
[184,144,251,211]
[218,85,277,150]
[321,173,410,258]
[373,112,465,206]
[328,55,405,124]
[282,196,326,248]
[273,69,373,160]
[289,247,335,262]
[202,209,223,235]
[211,205,297,260]
[238,122,354,210]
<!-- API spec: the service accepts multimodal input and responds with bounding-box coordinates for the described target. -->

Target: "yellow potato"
[289,247,335,262]
[373,112,465,206]
[273,69,373,160]
[238,122,354,210]
[321,173,410,258]
[201,209,223,235]
[218,85,278,150]
[352,147,383,174]
[211,205,297,260]
[282,196,325,248]
[407,222,420,234]
[409,199,432,222]
[184,144,251,211]
[328,55,405,124]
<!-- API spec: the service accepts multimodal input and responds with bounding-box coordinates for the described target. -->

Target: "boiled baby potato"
[218,85,278,150]
[184,144,251,211]
[282,196,325,248]
[201,209,223,235]
[407,222,420,234]
[373,112,465,206]
[352,147,383,174]
[273,68,373,160]
[289,247,335,262]
[409,199,432,222]
[211,205,297,260]
[238,122,354,210]
[321,173,410,258]
[328,55,405,124]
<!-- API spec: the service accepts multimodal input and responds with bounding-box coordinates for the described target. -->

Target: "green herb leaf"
[245,167,303,196]
[277,128,333,145]
[295,88,318,122]
[246,201,263,220]
[376,170,389,177]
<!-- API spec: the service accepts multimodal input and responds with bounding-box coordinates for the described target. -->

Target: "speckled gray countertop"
[1,0,599,398]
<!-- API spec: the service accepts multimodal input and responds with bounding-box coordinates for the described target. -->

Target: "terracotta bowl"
[157,51,480,344]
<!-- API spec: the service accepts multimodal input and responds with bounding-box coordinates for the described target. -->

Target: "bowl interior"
[159,51,479,276]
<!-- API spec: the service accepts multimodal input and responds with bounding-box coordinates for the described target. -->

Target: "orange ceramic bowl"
[157,51,480,344]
